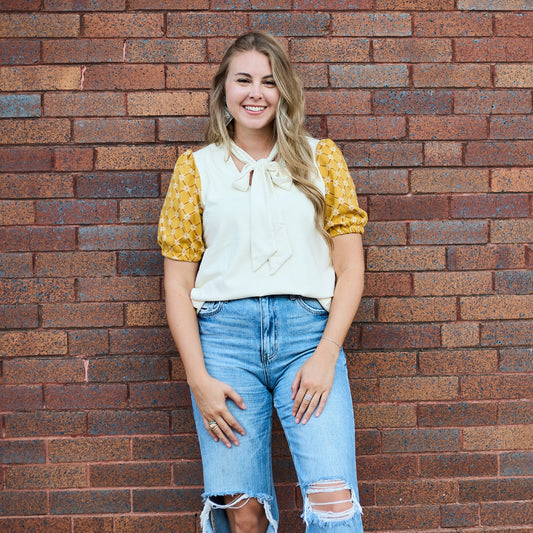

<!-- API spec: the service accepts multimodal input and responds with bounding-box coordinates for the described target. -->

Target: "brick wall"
[1,1,532,532]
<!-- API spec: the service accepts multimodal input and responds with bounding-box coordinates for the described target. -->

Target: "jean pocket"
[292,296,329,315]
[198,301,225,317]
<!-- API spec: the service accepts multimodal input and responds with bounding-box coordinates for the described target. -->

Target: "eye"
[237,78,250,84]
[264,79,276,87]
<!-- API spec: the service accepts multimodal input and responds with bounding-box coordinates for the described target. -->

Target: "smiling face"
[224,49,280,140]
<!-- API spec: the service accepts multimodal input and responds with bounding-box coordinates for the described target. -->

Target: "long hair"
[206,31,332,251]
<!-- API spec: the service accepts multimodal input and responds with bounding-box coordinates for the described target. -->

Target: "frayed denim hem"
[200,491,278,533]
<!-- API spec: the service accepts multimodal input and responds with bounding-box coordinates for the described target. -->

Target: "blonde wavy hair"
[206,31,332,251]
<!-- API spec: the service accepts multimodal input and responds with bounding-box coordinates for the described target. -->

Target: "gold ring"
[208,420,219,431]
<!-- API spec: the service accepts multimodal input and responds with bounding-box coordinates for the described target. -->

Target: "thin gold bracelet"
[323,336,342,349]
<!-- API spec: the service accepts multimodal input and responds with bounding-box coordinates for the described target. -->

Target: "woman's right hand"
[190,375,246,448]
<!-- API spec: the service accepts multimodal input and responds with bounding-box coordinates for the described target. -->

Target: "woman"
[158,31,367,533]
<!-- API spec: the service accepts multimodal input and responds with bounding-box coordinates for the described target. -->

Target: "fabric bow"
[231,141,293,273]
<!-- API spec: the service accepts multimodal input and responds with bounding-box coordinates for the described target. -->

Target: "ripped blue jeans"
[191,296,364,532]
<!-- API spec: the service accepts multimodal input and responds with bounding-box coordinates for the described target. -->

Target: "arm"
[164,257,246,447]
[291,232,365,424]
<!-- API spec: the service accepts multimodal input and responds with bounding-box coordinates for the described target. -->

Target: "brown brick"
[332,12,411,36]
[455,89,532,114]
[90,462,171,487]
[0,147,53,172]
[54,147,94,171]
[72,517,114,533]
[0,200,34,225]
[49,437,130,463]
[0,38,40,65]
[36,199,118,225]
[127,92,208,116]
[381,376,458,401]
[78,277,159,302]
[492,168,533,192]
[0,330,67,357]
[414,271,492,296]
[7,465,87,489]
[115,515,196,533]
[46,384,128,409]
[306,91,370,116]
[376,0,454,7]
[89,410,169,436]
[495,64,533,87]
[291,38,369,62]
[119,198,160,224]
[377,480,455,506]
[459,0,533,9]
[45,0,125,8]
[331,64,409,88]
[42,303,123,328]
[173,460,203,486]
[420,453,498,477]
[110,328,174,355]
[367,246,445,272]
[125,302,166,326]
[353,404,416,428]
[166,64,218,89]
[0,174,73,199]
[357,456,417,482]
[73,118,155,143]
[363,272,411,297]
[382,428,461,453]
[459,477,533,503]
[0,304,37,329]
[83,13,163,37]
[0,66,80,91]
[83,65,164,91]
[0,491,48,517]
[44,92,126,117]
[410,220,488,245]
[461,375,533,400]
[0,253,33,278]
[448,244,526,270]
[379,296,456,322]
[43,38,123,63]
[35,251,115,277]
[95,145,176,170]
[363,221,408,246]
[0,518,71,533]
[0,13,79,37]
[348,351,417,379]
[88,356,169,382]
[496,13,533,36]
[50,489,130,515]
[133,436,201,461]
[5,411,86,437]
[364,505,440,531]
[167,12,246,37]
[362,324,440,349]
[441,322,480,348]
[0,118,71,144]
[481,320,533,347]
[375,38,451,62]
[420,401,498,429]
[327,115,405,140]
[354,168,408,195]
[420,348,497,374]
[411,168,488,192]
[294,0,372,7]
[410,115,488,140]
[456,37,533,62]
[500,347,533,373]
[491,219,533,244]
[79,224,156,251]
[159,117,209,142]
[250,12,331,36]
[499,400,533,425]
[342,140,423,167]
[482,501,533,528]
[0,0,41,9]
[68,329,109,356]
[0,226,76,252]
[0,385,42,411]
[3,358,85,383]
[413,64,491,87]
[441,503,480,528]
[414,12,492,36]
[462,295,533,320]
[0,278,74,304]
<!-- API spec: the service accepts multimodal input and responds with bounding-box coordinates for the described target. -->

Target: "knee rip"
[200,492,278,532]
[303,479,363,525]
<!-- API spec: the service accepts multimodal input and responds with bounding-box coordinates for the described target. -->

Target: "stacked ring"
[303,393,313,401]
[208,420,219,431]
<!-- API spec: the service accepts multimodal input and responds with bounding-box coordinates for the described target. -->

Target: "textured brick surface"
[0,3,531,532]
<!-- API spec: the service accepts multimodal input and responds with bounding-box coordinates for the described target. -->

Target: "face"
[224,50,280,138]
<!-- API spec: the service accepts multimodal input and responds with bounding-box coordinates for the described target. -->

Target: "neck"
[233,127,276,160]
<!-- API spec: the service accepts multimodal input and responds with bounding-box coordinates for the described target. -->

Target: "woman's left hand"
[291,343,338,424]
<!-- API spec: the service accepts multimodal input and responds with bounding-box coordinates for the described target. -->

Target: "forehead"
[227,50,272,75]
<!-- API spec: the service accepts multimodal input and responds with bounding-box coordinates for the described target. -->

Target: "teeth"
[244,106,265,111]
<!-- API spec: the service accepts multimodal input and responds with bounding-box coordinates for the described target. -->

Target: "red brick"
[441,321,480,348]
[496,13,533,36]
[492,168,533,192]
[496,270,533,295]
[332,12,411,36]
[0,278,75,304]
[482,501,533,527]
[377,479,456,506]
[73,118,155,143]
[79,225,157,251]
[35,252,114,277]
[375,38,451,62]
[331,64,408,88]
[291,38,369,62]
[495,64,533,87]
[78,277,159,302]
[173,460,203,485]
[459,0,533,9]
[0,147,53,172]
[77,172,159,198]
[211,0,286,9]
[327,116,405,140]
[90,462,170,487]
[7,464,87,489]
[379,296,456,322]
[357,456,417,482]
[456,38,533,62]
[0,66,80,91]
[414,271,492,295]
[46,384,128,409]
[418,402,498,428]
[0,385,42,411]
[376,0,454,7]
[117,251,163,276]
[5,411,86,438]
[421,453,498,476]
[0,491,48,516]
[0,0,41,9]
[354,169,408,195]
[455,89,532,114]
[0,118,70,144]
[500,348,533,373]
[305,91,370,116]
[410,115,488,140]
[414,64,491,87]
[460,477,533,504]
[119,198,160,224]
[132,436,201,460]
[294,0,372,7]
[43,38,123,63]
[89,410,169,436]
[381,376,458,401]
[410,220,488,245]
[452,193,529,218]
[95,145,176,170]
[363,272,411,297]
[45,0,125,8]
[441,503,480,528]
[0,304,37,329]
[501,451,533,476]
[44,92,126,117]
[0,330,67,356]
[250,12,330,36]
[482,320,533,347]
[0,38,40,64]
[83,13,163,37]
[499,400,533,425]
[491,115,533,139]
[129,0,206,6]
[373,89,453,115]
[462,295,533,320]
[83,65,164,91]
[127,92,208,116]
[68,329,109,356]
[364,505,440,531]
[0,226,76,252]
[167,12,246,37]
[367,246,445,272]
[4,358,85,383]
[126,38,205,63]
[50,489,130,515]
[414,12,492,36]
[0,252,33,277]
[36,199,118,225]
[110,328,175,355]
[88,356,169,382]
[0,518,71,533]
[341,141,423,167]
[0,13,79,37]
[72,517,114,533]
[125,302,166,327]
[0,199,34,225]
[369,195,448,221]
[362,324,440,349]
[491,219,533,244]
[159,117,209,142]
[382,428,461,453]
[462,374,533,400]
[447,244,526,270]
[354,404,416,428]
[464,426,533,452]
[166,64,218,89]
[115,515,196,533]
[42,303,123,328]
[54,147,94,171]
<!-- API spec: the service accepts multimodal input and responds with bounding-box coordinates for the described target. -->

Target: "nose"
[249,82,262,99]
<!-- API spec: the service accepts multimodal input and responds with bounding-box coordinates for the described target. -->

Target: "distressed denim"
[191,296,364,532]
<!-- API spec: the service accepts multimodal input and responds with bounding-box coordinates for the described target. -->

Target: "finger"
[291,385,306,416]
[314,390,330,418]
[225,386,247,412]
[301,394,321,425]
[294,391,314,423]
[215,416,241,447]
[291,371,302,400]
[204,419,219,442]
[206,418,234,448]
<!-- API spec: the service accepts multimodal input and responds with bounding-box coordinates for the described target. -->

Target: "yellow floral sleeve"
[316,138,368,237]
[158,149,204,262]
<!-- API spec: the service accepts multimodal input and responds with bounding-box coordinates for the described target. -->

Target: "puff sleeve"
[157,149,205,262]
[316,138,368,237]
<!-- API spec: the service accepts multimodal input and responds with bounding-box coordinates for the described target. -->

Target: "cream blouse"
[158,138,367,310]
